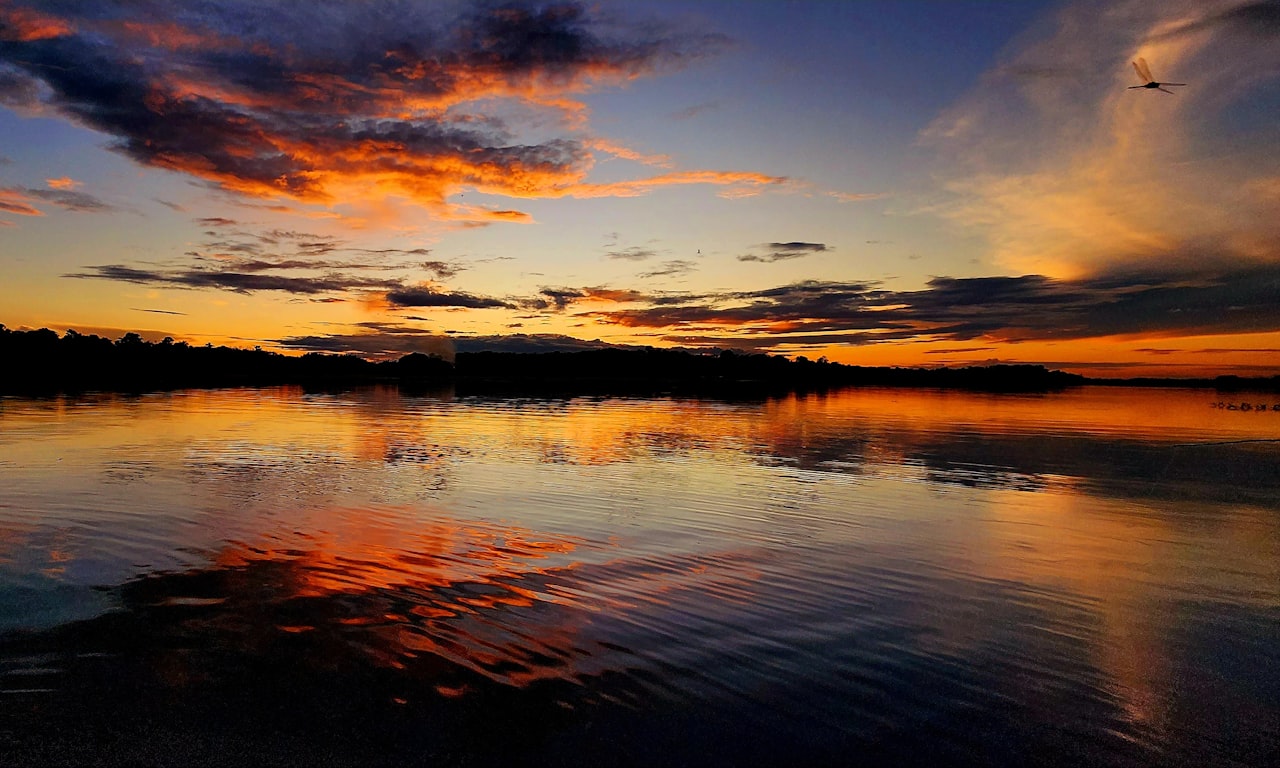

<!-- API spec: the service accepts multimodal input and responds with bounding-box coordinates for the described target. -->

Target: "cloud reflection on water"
[0,386,1277,765]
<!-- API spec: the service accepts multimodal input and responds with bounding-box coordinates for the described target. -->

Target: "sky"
[1,0,1278,377]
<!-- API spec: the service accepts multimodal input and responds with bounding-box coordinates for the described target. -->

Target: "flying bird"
[1128,57,1185,94]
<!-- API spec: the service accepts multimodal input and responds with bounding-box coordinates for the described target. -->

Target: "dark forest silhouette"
[2,324,1275,395]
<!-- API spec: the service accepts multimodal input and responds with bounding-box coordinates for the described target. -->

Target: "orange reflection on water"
[214,510,576,589]
[175,506,761,690]
[936,454,1279,740]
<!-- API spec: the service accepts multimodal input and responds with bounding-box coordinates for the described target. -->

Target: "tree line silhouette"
[4,324,1273,395]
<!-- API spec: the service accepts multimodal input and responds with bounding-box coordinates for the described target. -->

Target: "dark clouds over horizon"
[582,265,1280,349]
[273,329,631,358]
[158,262,1280,356]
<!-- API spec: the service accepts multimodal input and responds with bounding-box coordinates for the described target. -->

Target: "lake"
[1,386,1276,766]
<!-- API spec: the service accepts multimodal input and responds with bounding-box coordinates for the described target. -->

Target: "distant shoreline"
[3,325,1277,396]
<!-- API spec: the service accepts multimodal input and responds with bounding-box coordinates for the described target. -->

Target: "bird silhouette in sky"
[1128,57,1185,94]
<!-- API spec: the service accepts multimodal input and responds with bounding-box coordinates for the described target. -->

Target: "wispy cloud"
[925,346,996,355]
[738,242,829,263]
[828,191,887,203]
[587,138,674,168]
[669,101,718,120]
[0,188,42,216]
[23,186,113,212]
[0,183,112,215]
[132,307,187,316]
[921,0,1280,279]
[639,260,697,278]
[1151,0,1280,40]
[558,170,790,199]
[174,224,460,280]
[67,264,404,296]
[607,246,658,261]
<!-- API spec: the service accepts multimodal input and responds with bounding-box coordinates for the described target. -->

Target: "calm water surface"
[0,386,1277,766]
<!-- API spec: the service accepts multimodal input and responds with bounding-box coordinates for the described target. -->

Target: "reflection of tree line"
[1,325,1104,394]
[1211,401,1280,412]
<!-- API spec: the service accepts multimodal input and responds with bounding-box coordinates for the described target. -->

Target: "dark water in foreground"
[0,386,1276,766]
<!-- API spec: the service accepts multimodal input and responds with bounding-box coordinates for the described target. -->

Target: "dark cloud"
[0,1,726,213]
[521,286,653,311]
[453,334,629,354]
[29,185,111,209]
[0,188,41,216]
[67,264,402,295]
[177,226,456,277]
[420,260,462,280]
[190,257,415,273]
[66,220,470,303]
[586,266,1280,346]
[3,185,112,212]
[273,329,628,357]
[670,101,718,120]
[0,64,40,107]
[1154,0,1280,39]
[273,325,454,360]
[738,242,829,263]
[659,331,887,352]
[131,308,187,315]
[925,347,996,355]
[196,217,238,227]
[639,259,696,278]
[607,246,657,261]
[385,287,512,309]
[535,287,587,310]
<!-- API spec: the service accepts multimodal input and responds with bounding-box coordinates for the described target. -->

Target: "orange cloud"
[45,177,81,190]
[586,138,674,168]
[0,6,73,41]
[828,191,887,203]
[0,188,42,216]
[559,170,791,199]
[0,2,773,223]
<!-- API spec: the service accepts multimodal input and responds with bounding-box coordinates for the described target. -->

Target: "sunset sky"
[2,0,1278,377]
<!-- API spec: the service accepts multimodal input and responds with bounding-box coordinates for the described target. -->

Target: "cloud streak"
[639,260,697,278]
[738,242,828,263]
[67,264,404,296]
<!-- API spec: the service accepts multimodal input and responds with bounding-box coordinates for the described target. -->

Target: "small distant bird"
[1128,57,1185,94]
